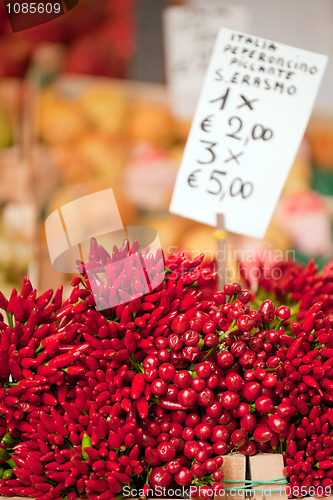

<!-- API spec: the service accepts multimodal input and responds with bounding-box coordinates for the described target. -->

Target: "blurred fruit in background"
[0,0,135,78]
[307,116,333,203]
[309,120,333,168]
[0,105,13,148]
[63,34,123,77]
[39,89,86,145]
[0,203,34,295]
[36,79,183,210]
[127,99,175,148]
[78,84,128,135]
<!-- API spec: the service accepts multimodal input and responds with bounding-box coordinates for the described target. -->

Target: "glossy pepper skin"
[131,374,145,400]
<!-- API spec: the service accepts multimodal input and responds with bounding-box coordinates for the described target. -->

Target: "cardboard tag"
[249,453,288,500]
[215,453,246,500]
[169,28,327,239]
[163,5,250,119]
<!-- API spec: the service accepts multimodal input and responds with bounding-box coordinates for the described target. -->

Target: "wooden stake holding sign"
[170,27,327,282]
[214,213,227,288]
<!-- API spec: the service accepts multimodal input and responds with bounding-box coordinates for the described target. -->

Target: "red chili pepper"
[303,375,320,389]
[55,303,73,321]
[13,295,25,323]
[71,301,87,315]
[9,358,23,381]
[296,398,309,415]
[37,365,57,377]
[136,339,153,349]
[179,294,197,313]
[40,412,56,434]
[32,324,53,343]
[158,399,186,410]
[183,254,203,275]
[49,344,89,368]
[166,270,179,294]
[318,460,333,469]
[25,453,44,475]
[136,395,148,419]
[120,398,131,413]
[198,271,216,286]
[81,333,101,351]
[286,337,303,360]
[41,393,58,406]
[287,440,297,457]
[174,278,183,301]
[0,324,9,348]
[19,276,33,299]
[119,305,132,326]
[286,424,295,441]
[128,444,139,461]
[182,345,199,363]
[327,408,333,427]
[166,253,185,270]
[106,475,122,494]
[131,373,145,400]
[182,269,201,286]
[124,330,137,352]
[142,291,161,303]
[302,303,322,333]
[111,471,131,484]
[0,290,8,310]
[309,406,321,422]
[156,311,177,327]
[321,378,333,392]
[108,430,121,450]
[46,286,60,314]
[169,299,180,313]
[24,307,39,331]
[7,288,17,314]
[171,313,190,335]
[40,331,67,348]
[306,442,315,457]
[157,290,168,310]
[36,289,53,311]
[150,306,164,322]
[323,391,333,403]
[66,365,84,377]
[322,348,333,358]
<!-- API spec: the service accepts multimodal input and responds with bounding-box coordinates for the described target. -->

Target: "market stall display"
[0,5,333,500]
[0,242,332,499]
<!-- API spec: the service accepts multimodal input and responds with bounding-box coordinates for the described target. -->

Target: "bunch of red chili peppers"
[256,257,333,320]
[0,239,331,500]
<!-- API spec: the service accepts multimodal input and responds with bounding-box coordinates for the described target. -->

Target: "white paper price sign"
[170,28,328,238]
[163,5,250,119]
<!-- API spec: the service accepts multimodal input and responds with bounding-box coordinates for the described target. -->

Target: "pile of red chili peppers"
[0,240,332,500]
